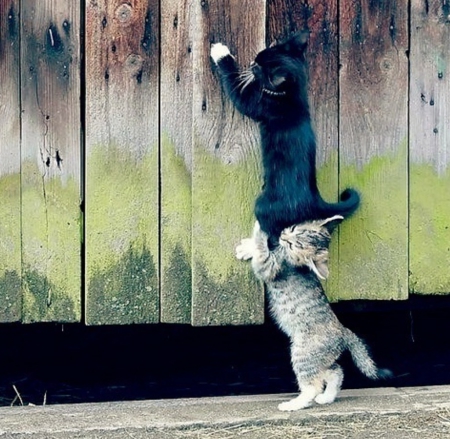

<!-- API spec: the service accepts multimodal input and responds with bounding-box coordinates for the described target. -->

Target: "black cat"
[211,31,359,244]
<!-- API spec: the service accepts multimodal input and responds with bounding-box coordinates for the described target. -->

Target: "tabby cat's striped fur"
[237,216,389,411]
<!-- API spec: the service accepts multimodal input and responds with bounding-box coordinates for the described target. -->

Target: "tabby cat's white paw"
[211,43,231,64]
[278,398,311,411]
[314,392,336,405]
[235,238,255,260]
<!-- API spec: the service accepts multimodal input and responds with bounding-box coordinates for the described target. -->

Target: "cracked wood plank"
[160,0,193,323]
[0,0,21,322]
[409,0,450,294]
[85,0,159,325]
[20,0,82,322]
[337,0,408,300]
[190,0,265,326]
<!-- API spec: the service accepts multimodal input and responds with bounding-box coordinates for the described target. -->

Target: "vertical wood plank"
[0,0,21,322]
[160,0,193,323]
[266,0,340,296]
[191,0,265,326]
[21,1,81,322]
[85,0,159,325]
[410,0,450,294]
[338,0,408,300]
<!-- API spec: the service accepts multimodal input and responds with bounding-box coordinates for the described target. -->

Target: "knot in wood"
[125,53,143,73]
[115,3,133,25]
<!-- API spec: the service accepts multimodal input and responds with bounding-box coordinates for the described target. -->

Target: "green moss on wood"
[85,145,159,324]
[21,161,81,322]
[0,270,21,322]
[160,137,192,323]
[410,163,450,294]
[0,173,21,322]
[22,268,77,323]
[191,144,264,326]
[163,244,192,323]
[87,243,158,325]
[329,142,408,301]
[193,261,263,326]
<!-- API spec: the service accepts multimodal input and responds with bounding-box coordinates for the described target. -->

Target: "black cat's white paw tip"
[211,43,231,64]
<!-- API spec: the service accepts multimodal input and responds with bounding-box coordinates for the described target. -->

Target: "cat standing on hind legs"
[236,217,391,411]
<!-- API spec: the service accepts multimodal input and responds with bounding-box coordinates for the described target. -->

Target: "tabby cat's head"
[239,31,310,117]
[279,215,343,280]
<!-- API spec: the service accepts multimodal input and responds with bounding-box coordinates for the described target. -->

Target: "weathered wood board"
[191,0,265,326]
[20,0,82,322]
[160,0,193,324]
[267,0,341,297]
[0,0,21,322]
[336,0,409,301]
[85,0,159,325]
[409,0,450,294]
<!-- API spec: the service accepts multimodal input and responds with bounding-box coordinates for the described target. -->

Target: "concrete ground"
[1,386,450,438]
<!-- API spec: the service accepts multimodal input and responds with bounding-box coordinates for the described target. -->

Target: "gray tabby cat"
[236,216,389,411]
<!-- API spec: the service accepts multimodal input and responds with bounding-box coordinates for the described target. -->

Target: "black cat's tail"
[318,188,360,219]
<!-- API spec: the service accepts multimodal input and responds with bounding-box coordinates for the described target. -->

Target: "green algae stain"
[0,270,21,322]
[22,269,77,323]
[329,144,409,301]
[87,244,158,325]
[191,144,264,326]
[85,145,159,324]
[0,173,21,322]
[21,161,81,322]
[410,163,450,294]
[160,137,192,323]
[163,244,192,324]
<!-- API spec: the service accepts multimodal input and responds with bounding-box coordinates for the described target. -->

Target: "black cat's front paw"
[211,43,232,64]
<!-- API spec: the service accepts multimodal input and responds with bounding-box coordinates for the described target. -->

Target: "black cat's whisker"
[236,69,255,94]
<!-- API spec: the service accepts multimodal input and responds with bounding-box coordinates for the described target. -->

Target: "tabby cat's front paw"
[211,43,232,64]
[235,238,255,260]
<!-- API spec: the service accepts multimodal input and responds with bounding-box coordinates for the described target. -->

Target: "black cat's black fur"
[211,32,360,243]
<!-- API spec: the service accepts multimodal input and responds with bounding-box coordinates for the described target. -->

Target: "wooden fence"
[0,0,449,325]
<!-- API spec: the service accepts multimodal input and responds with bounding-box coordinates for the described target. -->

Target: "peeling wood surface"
[20,0,82,322]
[0,0,21,322]
[85,0,160,325]
[337,0,409,301]
[191,0,265,326]
[409,0,450,294]
[160,0,193,323]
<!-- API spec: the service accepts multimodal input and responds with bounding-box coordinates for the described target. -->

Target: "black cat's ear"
[283,30,309,55]
[319,215,344,234]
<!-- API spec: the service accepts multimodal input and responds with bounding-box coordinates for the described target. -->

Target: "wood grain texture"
[267,0,340,297]
[409,0,450,294]
[337,0,408,300]
[85,0,160,325]
[160,0,193,323]
[20,0,81,322]
[0,0,21,322]
[191,0,265,326]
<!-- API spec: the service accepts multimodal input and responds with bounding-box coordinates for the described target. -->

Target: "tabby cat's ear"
[283,30,309,55]
[319,215,344,234]
[307,257,329,280]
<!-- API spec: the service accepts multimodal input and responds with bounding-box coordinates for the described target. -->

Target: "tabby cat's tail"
[319,188,360,219]
[344,329,391,380]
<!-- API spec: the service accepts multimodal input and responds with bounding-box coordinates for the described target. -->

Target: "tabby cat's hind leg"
[314,364,343,405]
[278,380,322,411]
